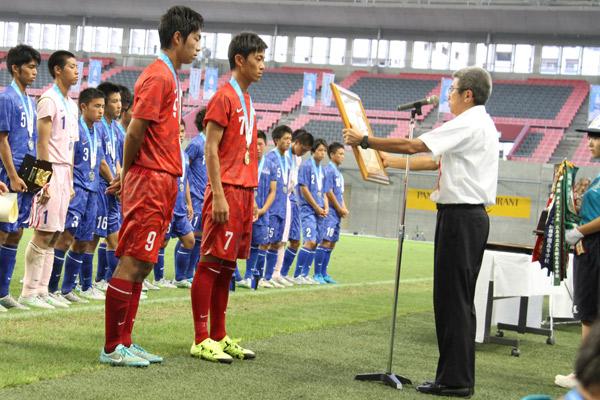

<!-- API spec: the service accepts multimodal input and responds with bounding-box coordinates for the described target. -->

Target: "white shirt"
[419,105,499,206]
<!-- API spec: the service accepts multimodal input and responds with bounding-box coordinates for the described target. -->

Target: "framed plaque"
[330,83,390,185]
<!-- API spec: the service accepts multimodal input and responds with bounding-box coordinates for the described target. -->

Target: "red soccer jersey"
[131,59,182,176]
[204,82,258,188]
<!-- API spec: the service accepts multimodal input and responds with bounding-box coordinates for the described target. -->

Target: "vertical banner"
[70,61,85,94]
[320,73,335,107]
[302,72,317,107]
[203,67,218,100]
[189,67,201,100]
[87,59,102,88]
[438,77,452,115]
[588,84,600,122]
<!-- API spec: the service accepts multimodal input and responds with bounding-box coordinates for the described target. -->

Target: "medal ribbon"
[311,158,323,193]
[258,156,266,184]
[11,80,33,138]
[329,163,344,193]
[79,116,98,170]
[158,52,181,123]
[101,117,116,171]
[271,149,289,185]
[229,77,255,151]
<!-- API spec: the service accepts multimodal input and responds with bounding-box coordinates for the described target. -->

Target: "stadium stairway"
[549,98,590,165]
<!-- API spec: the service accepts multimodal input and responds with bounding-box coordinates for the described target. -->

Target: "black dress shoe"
[416,381,474,398]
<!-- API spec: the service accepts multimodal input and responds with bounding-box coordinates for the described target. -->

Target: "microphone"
[397,95,439,111]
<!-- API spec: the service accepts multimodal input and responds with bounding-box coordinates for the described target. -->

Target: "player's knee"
[304,241,317,250]
[4,229,23,246]
[288,240,300,249]
[181,234,195,249]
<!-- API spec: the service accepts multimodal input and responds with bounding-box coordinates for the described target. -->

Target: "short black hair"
[575,321,600,391]
[228,32,268,70]
[97,81,121,99]
[159,6,204,49]
[78,88,105,107]
[48,50,75,79]
[257,130,267,143]
[6,45,41,77]
[311,138,328,153]
[328,142,344,158]
[180,120,186,128]
[292,129,314,147]
[271,125,292,142]
[117,84,132,111]
[194,108,207,132]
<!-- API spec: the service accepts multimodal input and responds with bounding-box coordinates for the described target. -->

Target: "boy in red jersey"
[190,32,266,363]
[100,6,203,367]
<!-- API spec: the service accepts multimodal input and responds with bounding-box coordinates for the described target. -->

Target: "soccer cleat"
[266,279,284,289]
[273,276,293,287]
[62,291,89,304]
[41,294,69,309]
[18,295,55,309]
[140,291,148,300]
[555,372,577,389]
[322,275,337,284]
[291,276,306,285]
[143,280,160,291]
[218,335,255,360]
[0,303,6,312]
[0,294,30,310]
[154,279,177,289]
[258,278,273,288]
[237,278,252,289]
[303,276,318,285]
[99,344,150,367]
[282,276,296,285]
[174,279,192,289]
[94,280,108,291]
[190,338,233,364]
[78,287,106,301]
[313,274,326,284]
[127,344,163,363]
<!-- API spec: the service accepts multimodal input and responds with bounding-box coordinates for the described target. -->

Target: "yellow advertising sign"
[406,188,531,219]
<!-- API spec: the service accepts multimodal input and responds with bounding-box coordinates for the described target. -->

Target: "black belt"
[436,203,484,210]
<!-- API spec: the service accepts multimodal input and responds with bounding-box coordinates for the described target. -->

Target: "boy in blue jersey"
[153,122,195,289]
[238,130,277,289]
[48,88,109,304]
[0,45,41,311]
[293,138,328,284]
[314,142,348,284]
[258,125,292,288]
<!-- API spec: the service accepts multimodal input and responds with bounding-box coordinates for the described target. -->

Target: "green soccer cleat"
[127,344,163,363]
[190,338,233,364]
[218,336,255,360]
[99,344,150,367]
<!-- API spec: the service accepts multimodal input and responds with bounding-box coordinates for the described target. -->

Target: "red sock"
[191,262,220,344]
[104,277,133,353]
[122,282,143,347]
[210,262,236,341]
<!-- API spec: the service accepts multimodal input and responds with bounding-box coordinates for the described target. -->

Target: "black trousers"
[433,204,489,388]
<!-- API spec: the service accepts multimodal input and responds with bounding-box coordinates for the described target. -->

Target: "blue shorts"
[268,214,285,243]
[251,223,269,246]
[191,212,202,233]
[0,190,34,233]
[65,186,98,241]
[300,206,323,244]
[288,201,301,242]
[322,214,341,243]
[167,213,194,239]
[107,194,122,235]
[95,188,108,238]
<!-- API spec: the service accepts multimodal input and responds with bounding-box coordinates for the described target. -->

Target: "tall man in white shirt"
[343,66,498,398]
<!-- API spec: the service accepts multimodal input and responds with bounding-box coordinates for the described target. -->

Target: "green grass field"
[0,232,580,399]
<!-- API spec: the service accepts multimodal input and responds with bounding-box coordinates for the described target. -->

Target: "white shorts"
[29,163,72,233]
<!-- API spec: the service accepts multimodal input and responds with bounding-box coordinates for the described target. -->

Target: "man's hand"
[38,184,50,205]
[9,175,27,192]
[340,207,350,218]
[187,204,194,221]
[566,228,584,245]
[379,152,392,168]
[70,186,75,200]
[106,177,122,196]
[342,127,364,146]
[252,203,259,222]
[213,193,229,224]
[0,182,9,194]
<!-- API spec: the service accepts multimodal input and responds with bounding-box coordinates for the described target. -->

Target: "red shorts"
[116,165,178,263]
[201,184,254,262]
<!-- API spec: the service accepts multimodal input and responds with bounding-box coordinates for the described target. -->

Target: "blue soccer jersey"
[94,117,119,180]
[74,118,104,192]
[324,163,345,220]
[116,122,125,167]
[298,158,325,209]
[0,84,37,170]
[173,151,191,217]
[580,173,600,224]
[264,149,289,219]
[287,147,302,204]
[185,133,207,214]
[255,155,277,225]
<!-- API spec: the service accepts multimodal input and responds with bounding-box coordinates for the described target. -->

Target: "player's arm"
[205,121,228,224]
[343,127,428,155]
[36,116,52,161]
[185,181,193,221]
[380,152,438,171]
[260,180,277,216]
[0,133,27,192]
[99,159,113,183]
[108,118,149,195]
[322,194,329,217]
[326,190,344,217]
[300,185,323,215]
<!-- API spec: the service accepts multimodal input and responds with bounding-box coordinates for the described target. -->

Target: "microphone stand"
[354,105,422,390]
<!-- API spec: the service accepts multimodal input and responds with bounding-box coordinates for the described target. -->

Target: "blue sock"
[301,249,316,277]
[245,247,259,279]
[0,245,18,297]
[264,250,278,281]
[175,245,192,282]
[294,248,314,278]
[81,253,94,291]
[186,238,202,280]
[255,249,267,278]
[95,242,107,282]
[234,266,242,282]
[153,248,165,281]
[280,247,298,277]
[314,246,327,276]
[105,250,119,281]
[61,251,84,294]
[48,249,66,293]
[322,248,333,276]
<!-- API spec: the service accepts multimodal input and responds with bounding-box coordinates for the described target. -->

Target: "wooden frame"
[330,83,390,185]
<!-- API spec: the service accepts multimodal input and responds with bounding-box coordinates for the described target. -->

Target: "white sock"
[37,248,55,297]
[272,247,285,278]
[21,242,46,298]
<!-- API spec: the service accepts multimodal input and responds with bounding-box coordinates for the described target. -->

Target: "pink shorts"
[29,163,72,233]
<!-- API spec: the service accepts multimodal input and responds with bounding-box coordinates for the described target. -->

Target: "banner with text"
[189,67,201,100]
[302,72,317,107]
[438,77,452,115]
[588,84,600,122]
[321,73,335,107]
[203,67,218,100]
[87,59,102,88]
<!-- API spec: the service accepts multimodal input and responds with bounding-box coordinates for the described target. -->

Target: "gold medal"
[244,150,250,165]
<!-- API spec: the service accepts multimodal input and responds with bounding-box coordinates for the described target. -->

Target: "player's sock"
[61,251,84,294]
[256,249,267,278]
[81,253,95,291]
[244,247,259,279]
[264,250,278,281]
[293,248,312,278]
[39,248,55,297]
[21,241,45,298]
[191,262,220,344]
[122,281,143,347]
[153,248,165,282]
[272,246,285,278]
[175,245,192,282]
[95,242,107,282]
[280,247,298,277]
[301,249,316,277]
[0,245,18,298]
[105,250,119,281]
[210,262,236,341]
[187,238,202,280]
[104,277,133,353]
[48,249,66,294]
[322,248,333,276]
[234,266,242,282]
[313,246,327,276]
